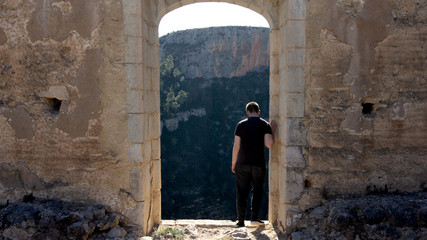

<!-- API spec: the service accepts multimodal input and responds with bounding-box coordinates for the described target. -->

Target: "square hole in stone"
[47,98,62,114]
[362,102,374,115]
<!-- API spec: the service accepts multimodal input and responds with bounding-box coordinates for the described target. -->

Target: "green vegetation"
[160,55,189,118]
[153,226,185,240]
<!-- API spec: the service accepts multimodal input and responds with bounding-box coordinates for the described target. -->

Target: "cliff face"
[159,26,270,79]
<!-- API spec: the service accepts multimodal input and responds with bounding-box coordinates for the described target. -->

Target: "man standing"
[232,101,276,228]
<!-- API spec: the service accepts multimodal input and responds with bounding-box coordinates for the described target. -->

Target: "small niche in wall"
[362,102,374,114]
[304,179,313,188]
[361,98,376,116]
[47,98,62,114]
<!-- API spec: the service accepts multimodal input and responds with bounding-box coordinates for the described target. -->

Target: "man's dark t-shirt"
[235,117,272,168]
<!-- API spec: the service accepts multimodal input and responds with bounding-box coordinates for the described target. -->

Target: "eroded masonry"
[0,0,425,235]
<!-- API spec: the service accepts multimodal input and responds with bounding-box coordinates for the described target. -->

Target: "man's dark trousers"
[235,164,265,222]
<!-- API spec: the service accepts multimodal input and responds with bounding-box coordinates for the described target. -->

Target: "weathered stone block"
[126,90,144,114]
[151,139,160,160]
[270,30,281,55]
[148,25,158,45]
[281,146,305,168]
[288,48,304,67]
[142,164,151,199]
[270,95,280,119]
[144,67,153,91]
[123,0,141,16]
[281,28,288,52]
[129,168,143,201]
[288,0,306,20]
[285,92,304,117]
[143,114,151,141]
[282,67,304,93]
[151,189,161,223]
[153,91,161,113]
[152,160,161,191]
[127,203,145,230]
[127,114,144,143]
[285,117,307,146]
[286,20,306,48]
[142,19,149,40]
[269,161,279,194]
[147,43,159,68]
[124,36,143,63]
[270,73,280,96]
[281,204,303,229]
[143,67,151,90]
[151,68,160,91]
[279,0,288,27]
[270,56,280,75]
[126,64,144,90]
[269,197,279,225]
[127,144,143,162]
[278,166,287,199]
[149,114,161,140]
[143,91,154,114]
[143,141,151,161]
[277,117,287,141]
[124,14,142,37]
[279,49,288,70]
[279,168,304,203]
[279,93,288,117]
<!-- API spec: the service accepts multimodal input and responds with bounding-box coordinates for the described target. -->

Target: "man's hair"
[246,101,260,113]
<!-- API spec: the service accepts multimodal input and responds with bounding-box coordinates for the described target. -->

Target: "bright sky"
[159,2,269,37]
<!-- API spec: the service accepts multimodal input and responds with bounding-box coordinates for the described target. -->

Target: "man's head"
[246,101,260,115]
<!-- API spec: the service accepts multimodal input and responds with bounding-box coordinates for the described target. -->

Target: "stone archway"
[122,0,307,234]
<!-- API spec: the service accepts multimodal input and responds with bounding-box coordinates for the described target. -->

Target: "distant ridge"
[159,26,270,79]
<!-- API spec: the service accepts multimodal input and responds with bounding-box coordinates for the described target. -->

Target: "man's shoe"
[235,221,245,228]
[250,218,265,226]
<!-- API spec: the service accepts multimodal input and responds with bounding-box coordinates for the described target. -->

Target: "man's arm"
[232,135,241,173]
[264,119,277,149]
[264,134,274,149]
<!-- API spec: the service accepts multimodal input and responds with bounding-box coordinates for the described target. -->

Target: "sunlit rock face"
[160,26,269,79]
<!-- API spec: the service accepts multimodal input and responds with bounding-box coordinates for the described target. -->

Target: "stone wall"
[0,0,138,231]
[273,0,426,232]
[302,0,426,207]
[0,0,425,235]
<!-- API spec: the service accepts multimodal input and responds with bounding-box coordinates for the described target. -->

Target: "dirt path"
[153,220,285,240]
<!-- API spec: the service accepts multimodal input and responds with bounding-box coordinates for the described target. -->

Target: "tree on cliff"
[160,55,189,118]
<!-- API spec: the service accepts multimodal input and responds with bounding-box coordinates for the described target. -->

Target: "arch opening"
[122,0,307,234]
[158,2,271,220]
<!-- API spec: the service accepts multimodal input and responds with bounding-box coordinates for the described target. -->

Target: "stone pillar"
[268,28,280,225]
[276,0,307,233]
[123,0,145,229]
[142,0,162,235]
[123,0,161,235]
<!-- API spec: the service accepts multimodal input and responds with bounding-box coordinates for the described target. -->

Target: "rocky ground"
[0,195,143,240]
[0,192,425,239]
[289,192,427,240]
[151,220,284,240]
